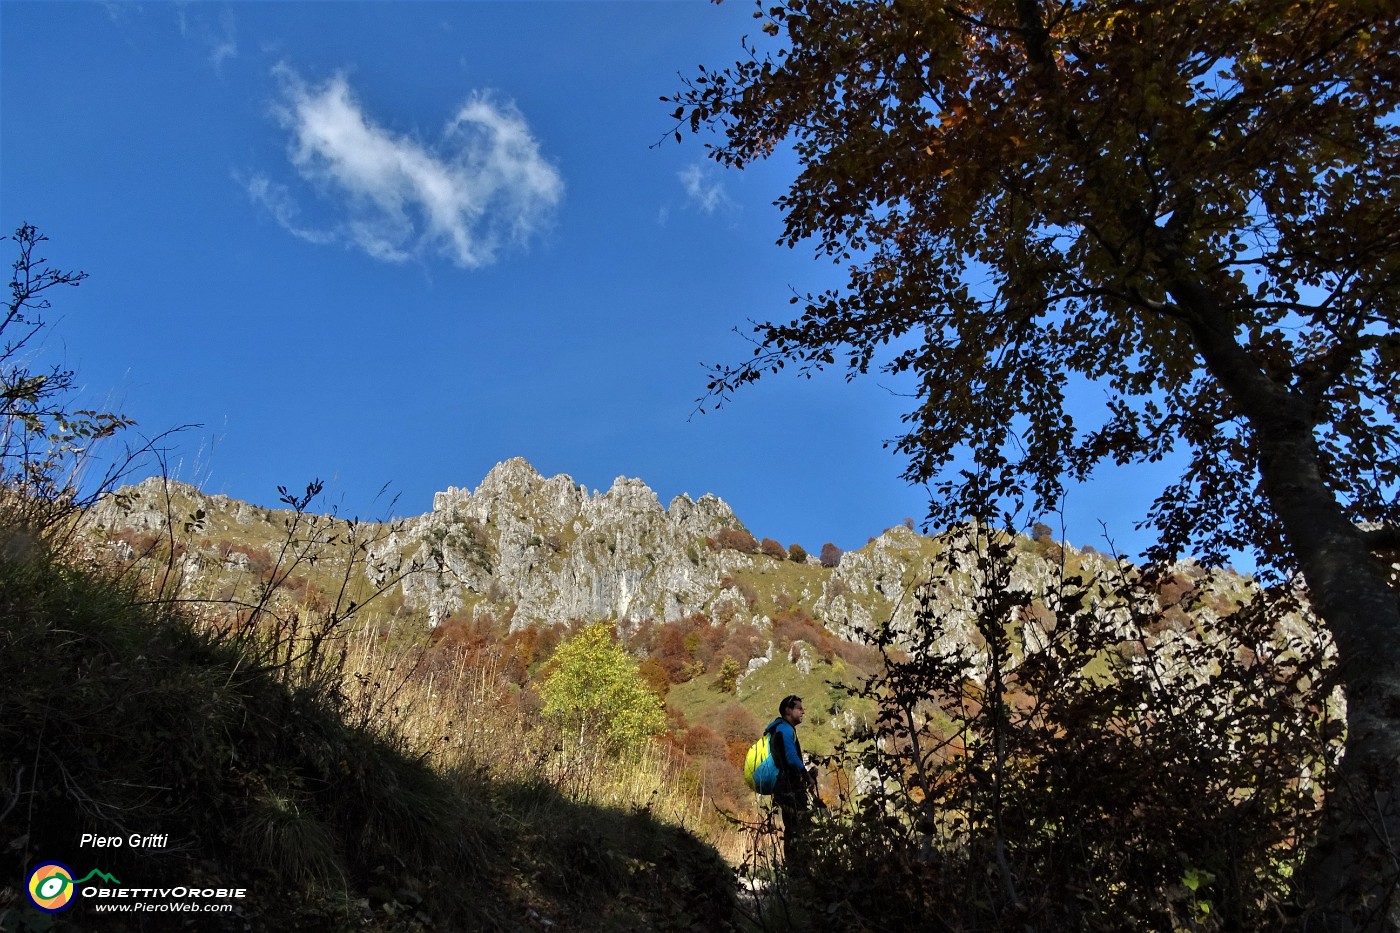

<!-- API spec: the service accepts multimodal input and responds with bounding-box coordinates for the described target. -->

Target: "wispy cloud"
[100,2,142,25]
[248,67,564,269]
[177,5,238,73]
[240,174,339,247]
[678,163,735,215]
[208,10,238,71]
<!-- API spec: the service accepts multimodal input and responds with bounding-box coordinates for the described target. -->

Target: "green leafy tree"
[670,1,1397,923]
[711,656,742,694]
[540,622,666,755]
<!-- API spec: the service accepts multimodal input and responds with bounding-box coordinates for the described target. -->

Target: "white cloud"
[254,67,564,269]
[678,163,734,215]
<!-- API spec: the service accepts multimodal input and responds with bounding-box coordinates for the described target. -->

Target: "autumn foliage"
[758,536,785,559]
[672,2,1400,920]
[710,526,760,554]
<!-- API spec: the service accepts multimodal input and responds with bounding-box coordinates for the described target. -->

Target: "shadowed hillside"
[0,526,736,931]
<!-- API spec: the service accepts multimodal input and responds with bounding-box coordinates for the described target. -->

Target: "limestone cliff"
[370,458,805,628]
[82,459,1277,658]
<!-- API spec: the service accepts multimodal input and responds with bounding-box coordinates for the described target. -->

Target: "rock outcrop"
[83,459,1287,667]
[371,458,779,629]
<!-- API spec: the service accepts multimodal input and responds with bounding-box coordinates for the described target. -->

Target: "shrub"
[236,543,276,576]
[718,622,762,669]
[759,537,786,559]
[0,536,494,929]
[809,528,1338,931]
[715,527,759,554]
[736,580,759,609]
[826,575,852,599]
[681,724,726,760]
[787,542,808,563]
[715,702,760,745]
[772,605,838,662]
[652,626,693,683]
[638,656,671,699]
[819,542,843,568]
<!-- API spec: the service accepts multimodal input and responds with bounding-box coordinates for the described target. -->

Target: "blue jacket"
[768,718,806,785]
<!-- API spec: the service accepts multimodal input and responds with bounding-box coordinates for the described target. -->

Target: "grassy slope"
[668,653,872,762]
[0,538,735,932]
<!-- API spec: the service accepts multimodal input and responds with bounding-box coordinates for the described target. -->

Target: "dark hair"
[779,695,803,716]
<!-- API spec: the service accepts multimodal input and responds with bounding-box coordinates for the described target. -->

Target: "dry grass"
[69,475,752,865]
[337,629,749,861]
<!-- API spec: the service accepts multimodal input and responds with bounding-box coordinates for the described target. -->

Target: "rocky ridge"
[84,458,1266,658]
[370,457,755,628]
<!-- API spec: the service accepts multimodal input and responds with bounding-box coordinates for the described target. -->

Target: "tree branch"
[1360,525,1400,555]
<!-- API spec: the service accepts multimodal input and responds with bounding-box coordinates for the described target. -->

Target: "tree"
[2,226,85,428]
[2,225,135,534]
[712,655,743,694]
[540,622,666,755]
[670,2,1398,926]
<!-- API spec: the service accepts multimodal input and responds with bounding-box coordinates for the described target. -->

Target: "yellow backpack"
[743,720,782,793]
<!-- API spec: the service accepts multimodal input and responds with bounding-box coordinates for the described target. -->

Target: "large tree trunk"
[1170,277,1400,931]
[1254,412,1400,932]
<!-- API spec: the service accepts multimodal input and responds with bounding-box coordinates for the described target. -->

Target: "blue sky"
[1,1,1182,560]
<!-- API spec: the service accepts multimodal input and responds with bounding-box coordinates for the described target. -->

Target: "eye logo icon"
[27,862,76,912]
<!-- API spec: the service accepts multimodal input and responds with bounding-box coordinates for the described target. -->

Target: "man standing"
[769,694,818,862]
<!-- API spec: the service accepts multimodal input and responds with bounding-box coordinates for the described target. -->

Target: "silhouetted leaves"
[809,527,1337,931]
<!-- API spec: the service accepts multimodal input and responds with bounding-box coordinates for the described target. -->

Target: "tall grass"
[0,529,501,927]
[337,625,746,858]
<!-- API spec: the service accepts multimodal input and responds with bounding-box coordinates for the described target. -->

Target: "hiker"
[770,694,818,860]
